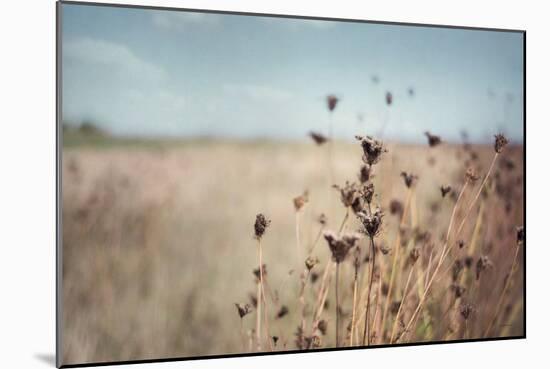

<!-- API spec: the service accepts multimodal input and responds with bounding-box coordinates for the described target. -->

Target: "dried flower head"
[309,131,328,145]
[253,264,267,281]
[333,181,359,208]
[276,305,289,319]
[401,172,418,188]
[326,94,339,112]
[476,255,493,280]
[293,190,309,212]
[305,256,319,271]
[254,213,271,240]
[494,133,509,153]
[389,199,404,216]
[355,135,387,165]
[235,303,252,318]
[317,319,328,335]
[424,131,442,147]
[359,182,375,205]
[318,213,327,226]
[517,226,524,245]
[452,260,464,282]
[457,239,465,249]
[465,167,480,183]
[323,230,362,263]
[310,272,319,284]
[385,91,393,106]
[357,207,384,238]
[440,185,452,198]
[450,283,466,299]
[409,247,420,265]
[358,164,372,183]
[272,336,279,346]
[459,303,475,320]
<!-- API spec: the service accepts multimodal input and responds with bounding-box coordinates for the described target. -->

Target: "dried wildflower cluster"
[254,213,270,240]
[231,100,522,353]
[323,231,361,263]
[494,133,509,153]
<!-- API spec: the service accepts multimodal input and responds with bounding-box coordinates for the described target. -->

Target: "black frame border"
[55,1,527,367]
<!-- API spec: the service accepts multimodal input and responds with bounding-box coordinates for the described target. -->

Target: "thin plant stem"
[335,262,340,347]
[295,211,302,264]
[338,207,350,235]
[362,234,376,345]
[349,269,359,346]
[256,275,262,351]
[257,239,273,351]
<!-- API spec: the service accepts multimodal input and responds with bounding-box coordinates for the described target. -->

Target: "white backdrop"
[0,0,545,368]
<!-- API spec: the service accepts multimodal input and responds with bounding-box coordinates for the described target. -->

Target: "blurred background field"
[62,127,524,364]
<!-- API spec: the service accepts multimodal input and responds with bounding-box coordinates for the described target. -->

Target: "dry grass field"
[61,133,524,365]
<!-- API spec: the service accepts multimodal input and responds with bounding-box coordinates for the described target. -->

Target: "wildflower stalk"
[349,269,359,346]
[295,212,302,263]
[335,262,341,347]
[362,231,376,345]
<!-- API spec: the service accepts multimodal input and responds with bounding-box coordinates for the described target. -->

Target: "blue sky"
[61,4,524,143]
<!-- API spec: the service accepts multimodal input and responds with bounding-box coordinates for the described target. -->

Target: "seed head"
[409,247,420,265]
[385,91,393,106]
[253,264,267,281]
[516,226,524,245]
[457,239,465,249]
[465,167,480,183]
[326,94,339,112]
[276,305,289,319]
[452,260,464,282]
[440,185,452,198]
[400,172,418,188]
[293,190,309,212]
[359,182,375,205]
[333,181,359,208]
[317,319,328,335]
[494,133,509,153]
[254,213,271,240]
[459,303,475,320]
[309,131,328,145]
[424,131,442,147]
[357,207,384,238]
[235,303,252,318]
[318,213,327,226]
[450,283,466,299]
[323,230,361,263]
[305,256,319,271]
[476,255,493,280]
[355,135,387,165]
[389,199,404,216]
[358,164,372,183]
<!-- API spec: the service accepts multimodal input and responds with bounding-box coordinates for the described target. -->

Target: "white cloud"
[151,11,220,31]
[64,37,165,81]
[222,83,294,102]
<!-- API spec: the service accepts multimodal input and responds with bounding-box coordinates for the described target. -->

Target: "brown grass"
[62,138,524,364]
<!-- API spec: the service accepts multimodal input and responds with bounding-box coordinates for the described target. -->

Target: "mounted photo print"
[57,1,525,367]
